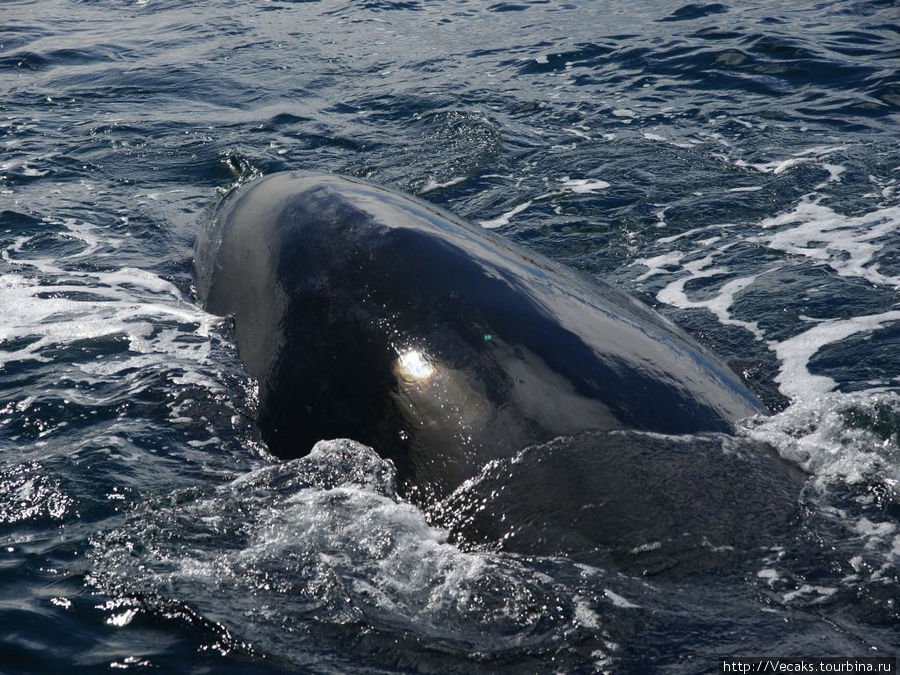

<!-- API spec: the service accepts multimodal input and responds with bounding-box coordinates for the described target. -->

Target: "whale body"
[194,172,766,497]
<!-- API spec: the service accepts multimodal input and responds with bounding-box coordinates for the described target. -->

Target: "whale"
[435,429,805,574]
[193,172,767,499]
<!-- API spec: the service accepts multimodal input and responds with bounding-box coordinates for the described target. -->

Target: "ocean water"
[1,0,898,672]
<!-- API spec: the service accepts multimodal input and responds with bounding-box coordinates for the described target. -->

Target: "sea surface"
[1,0,898,672]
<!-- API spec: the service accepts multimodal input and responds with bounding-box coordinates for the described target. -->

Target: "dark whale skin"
[194,172,766,495]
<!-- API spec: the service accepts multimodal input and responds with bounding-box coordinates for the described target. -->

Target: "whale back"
[194,172,766,494]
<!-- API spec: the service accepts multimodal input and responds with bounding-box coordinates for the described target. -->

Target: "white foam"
[0,161,50,178]
[629,541,662,553]
[655,224,722,245]
[756,568,779,585]
[0,218,217,380]
[781,584,837,604]
[638,197,900,405]
[742,157,812,175]
[769,310,900,399]
[479,200,532,229]
[756,199,900,288]
[418,176,466,194]
[574,597,600,627]
[654,206,669,228]
[815,163,845,189]
[633,233,768,339]
[632,251,684,282]
[93,439,611,658]
[653,253,766,340]
[793,145,848,158]
[641,131,694,149]
[560,177,610,194]
[852,518,896,539]
[737,145,847,175]
[603,589,640,609]
[742,391,900,486]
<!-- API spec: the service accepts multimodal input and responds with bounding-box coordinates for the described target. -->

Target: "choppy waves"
[1,0,898,671]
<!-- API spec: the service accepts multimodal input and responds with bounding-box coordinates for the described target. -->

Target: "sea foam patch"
[769,311,900,400]
[653,251,767,341]
[755,199,900,399]
[742,391,900,487]
[757,199,900,289]
[633,192,900,404]
[745,391,898,620]
[735,145,847,176]
[560,177,610,194]
[0,214,236,456]
[89,439,613,664]
[0,216,216,375]
[479,200,533,229]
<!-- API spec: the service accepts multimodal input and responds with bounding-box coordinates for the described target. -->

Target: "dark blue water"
[1,0,898,672]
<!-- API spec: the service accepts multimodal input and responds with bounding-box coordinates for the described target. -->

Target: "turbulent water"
[1,0,898,672]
